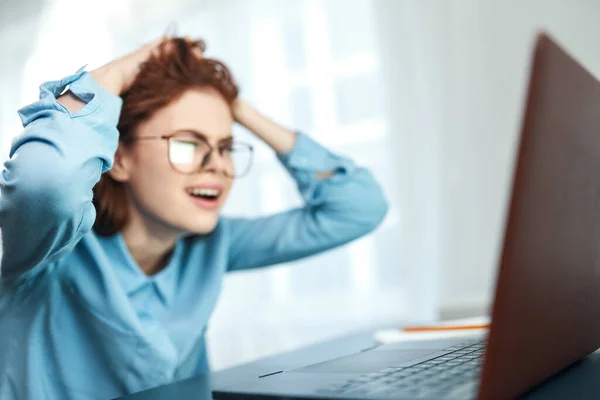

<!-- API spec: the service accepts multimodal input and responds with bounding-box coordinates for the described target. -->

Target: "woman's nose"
[201,149,231,176]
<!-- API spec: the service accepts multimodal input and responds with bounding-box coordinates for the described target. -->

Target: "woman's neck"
[121,213,183,276]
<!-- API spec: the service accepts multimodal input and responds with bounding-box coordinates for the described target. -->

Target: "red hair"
[93,37,239,236]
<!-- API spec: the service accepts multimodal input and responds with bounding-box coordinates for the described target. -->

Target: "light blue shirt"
[0,68,388,400]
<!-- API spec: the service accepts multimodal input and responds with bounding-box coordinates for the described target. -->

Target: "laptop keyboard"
[316,340,485,399]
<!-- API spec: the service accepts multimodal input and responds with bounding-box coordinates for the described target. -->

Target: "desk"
[117,330,600,399]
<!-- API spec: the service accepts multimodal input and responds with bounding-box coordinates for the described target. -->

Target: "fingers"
[118,34,205,92]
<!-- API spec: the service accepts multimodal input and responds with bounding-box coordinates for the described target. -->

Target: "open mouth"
[186,187,222,201]
[186,186,224,210]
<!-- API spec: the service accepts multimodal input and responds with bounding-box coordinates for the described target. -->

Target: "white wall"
[418,0,600,314]
[369,0,600,318]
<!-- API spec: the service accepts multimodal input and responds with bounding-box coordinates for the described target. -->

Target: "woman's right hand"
[91,37,165,96]
[58,37,165,113]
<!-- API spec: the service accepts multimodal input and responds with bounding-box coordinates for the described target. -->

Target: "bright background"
[1,0,600,370]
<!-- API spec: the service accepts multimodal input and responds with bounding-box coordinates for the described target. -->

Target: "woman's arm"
[225,103,388,272]
[233,99,335,179]
[232,99,296,154]
[0,69,121,285]
[0,40,161,286]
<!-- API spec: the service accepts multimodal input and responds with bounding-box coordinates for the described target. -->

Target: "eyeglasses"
[131,130,254,178]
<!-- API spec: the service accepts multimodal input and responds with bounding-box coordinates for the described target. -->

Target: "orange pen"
[403,324,490,333]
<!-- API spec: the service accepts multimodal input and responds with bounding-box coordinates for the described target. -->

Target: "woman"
[0,37,388,399]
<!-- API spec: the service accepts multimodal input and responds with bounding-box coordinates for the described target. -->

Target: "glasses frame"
[132,130,254,178]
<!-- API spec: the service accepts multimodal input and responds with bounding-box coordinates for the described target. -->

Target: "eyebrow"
[178,129,233,144]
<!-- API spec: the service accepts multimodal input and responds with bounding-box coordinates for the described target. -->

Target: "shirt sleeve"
[225,133,389,272]
[0,67,122,285]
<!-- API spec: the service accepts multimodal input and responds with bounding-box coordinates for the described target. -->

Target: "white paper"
[374,316,490,344]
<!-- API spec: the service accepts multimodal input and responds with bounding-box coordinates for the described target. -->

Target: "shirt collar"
[152,244,181,307]
[107,233,182,306]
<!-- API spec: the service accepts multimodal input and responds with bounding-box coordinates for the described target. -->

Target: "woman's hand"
[90,37,165,96]
[231,98,250,126]
[231,98,297,154]
[58,38,165,113]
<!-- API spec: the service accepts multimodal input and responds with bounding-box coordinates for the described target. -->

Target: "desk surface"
[118,330,600,400]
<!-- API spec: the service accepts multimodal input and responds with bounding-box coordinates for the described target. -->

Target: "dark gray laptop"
[213,32,600,400]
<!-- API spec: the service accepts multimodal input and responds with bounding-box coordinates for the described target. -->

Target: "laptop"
[213,32,600,400]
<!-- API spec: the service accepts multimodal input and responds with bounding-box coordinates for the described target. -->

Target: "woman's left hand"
[232,98,251,126]
[231,98,296,153]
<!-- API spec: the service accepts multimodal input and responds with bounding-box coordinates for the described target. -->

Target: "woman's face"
[114,87,235,235]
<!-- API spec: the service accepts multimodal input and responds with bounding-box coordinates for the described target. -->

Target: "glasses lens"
[168,132,252,178]
[168,133,207,174]
[224,143,253,178]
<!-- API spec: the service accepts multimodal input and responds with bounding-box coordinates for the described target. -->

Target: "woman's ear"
[108,145,131,183]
